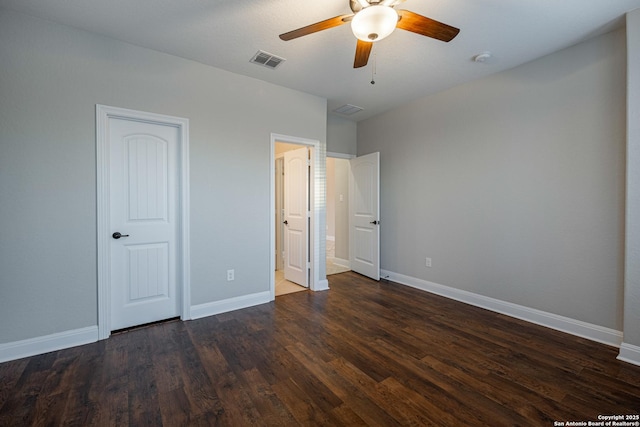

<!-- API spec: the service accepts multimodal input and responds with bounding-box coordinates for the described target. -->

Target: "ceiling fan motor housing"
[351,5,398,42]
[349,0,365,13]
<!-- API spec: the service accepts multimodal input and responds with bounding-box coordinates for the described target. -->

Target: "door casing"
[96,104,191,339]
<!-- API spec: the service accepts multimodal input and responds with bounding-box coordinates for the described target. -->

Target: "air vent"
[250,50,285,69]
[333,104,364,116]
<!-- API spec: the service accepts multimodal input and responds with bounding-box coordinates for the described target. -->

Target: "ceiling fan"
[279,0,460,68]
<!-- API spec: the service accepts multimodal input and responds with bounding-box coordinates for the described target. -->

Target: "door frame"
[96,104,191,340]
[270,133,329,299]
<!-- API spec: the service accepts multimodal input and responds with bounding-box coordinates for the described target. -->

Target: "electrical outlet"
[425,258,432,268]
[227,269,235,281]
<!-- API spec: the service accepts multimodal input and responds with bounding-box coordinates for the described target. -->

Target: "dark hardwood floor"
[1,272,639,426]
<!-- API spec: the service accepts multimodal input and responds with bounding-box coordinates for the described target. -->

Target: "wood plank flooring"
[1,271,639,426]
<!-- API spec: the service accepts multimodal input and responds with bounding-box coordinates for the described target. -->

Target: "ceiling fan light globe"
[351,5,398,42]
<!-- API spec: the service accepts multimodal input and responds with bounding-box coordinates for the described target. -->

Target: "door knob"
[370,220,379,225]
[283,220,289,225]
[112,232,130,239]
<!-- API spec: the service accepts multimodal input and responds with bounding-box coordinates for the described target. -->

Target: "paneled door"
[350,152,380,280]
[109,117,180,330]
[284,147,310,287]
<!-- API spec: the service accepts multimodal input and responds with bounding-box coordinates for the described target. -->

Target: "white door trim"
[96,104,191,340]
[270,133,328,300]
[327,151,356,160]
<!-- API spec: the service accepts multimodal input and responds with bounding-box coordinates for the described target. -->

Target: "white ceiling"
[2,0,640,121]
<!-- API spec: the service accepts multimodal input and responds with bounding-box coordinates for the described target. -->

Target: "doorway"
[270,134,329,300]
[325,151,381,281]
[275,143,310,296]
[326,156,351,276]
[275,145,352,295]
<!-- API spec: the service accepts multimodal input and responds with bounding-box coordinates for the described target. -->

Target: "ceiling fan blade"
[279,14,353,41]
[354,39,373,68]
[396,10,460,42]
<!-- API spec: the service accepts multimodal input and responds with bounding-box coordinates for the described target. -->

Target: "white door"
[284,147,309,287]
[109,117,180,330]
[350,152,380,280]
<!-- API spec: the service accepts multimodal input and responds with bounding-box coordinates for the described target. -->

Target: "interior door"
[349,152,380,280]
[284,147,309,287]
[109,117,179,330]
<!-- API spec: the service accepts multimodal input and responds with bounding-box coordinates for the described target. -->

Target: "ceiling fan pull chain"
[371,51,377,84]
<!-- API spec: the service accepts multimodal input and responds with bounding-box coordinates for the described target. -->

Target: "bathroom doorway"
[326,156,351,276]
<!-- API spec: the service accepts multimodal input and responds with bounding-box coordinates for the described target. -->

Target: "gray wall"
[624,9,640,347]
[326,114,355,262]
[327,115,357,155]
[357,29,627,330]
[0,9,327,343]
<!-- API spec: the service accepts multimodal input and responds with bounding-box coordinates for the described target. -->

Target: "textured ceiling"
[2,0,639,121]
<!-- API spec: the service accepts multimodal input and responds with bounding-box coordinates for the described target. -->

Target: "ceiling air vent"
[250,50,285,70]
[333,104,364,116]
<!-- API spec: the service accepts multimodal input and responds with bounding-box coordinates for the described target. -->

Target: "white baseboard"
[314,279,330,292]
[381,269,623,348]
[331,257,351,268]
[618,343,640,366]
[190,291,271,320]
[4,276,629,365]
[0,326,99,363]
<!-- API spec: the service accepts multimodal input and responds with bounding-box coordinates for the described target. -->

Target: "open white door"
[349,152,380,280]
[284,147,310,287]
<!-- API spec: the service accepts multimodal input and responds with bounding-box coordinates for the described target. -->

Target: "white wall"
[0,9,326,343]
[333,158,350,261]
[325,157,350,261]
[357,29,627,331]
[326,158,336,238]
